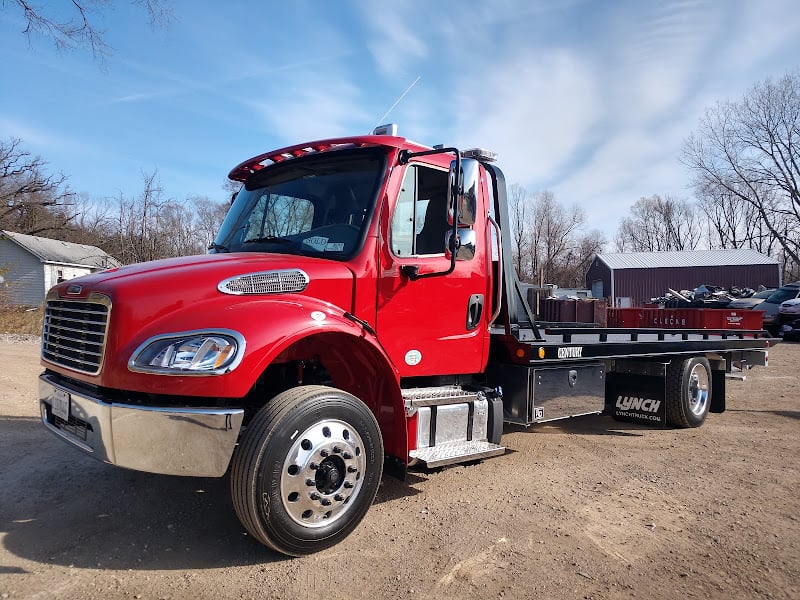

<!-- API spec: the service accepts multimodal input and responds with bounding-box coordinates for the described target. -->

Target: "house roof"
[0,230,120,269]
[596,249,779,270]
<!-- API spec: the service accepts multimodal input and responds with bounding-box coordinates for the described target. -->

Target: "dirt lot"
[1,340,798,600]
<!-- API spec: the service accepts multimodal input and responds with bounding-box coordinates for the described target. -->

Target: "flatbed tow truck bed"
[491,326,772,364]
[486,325,773,427]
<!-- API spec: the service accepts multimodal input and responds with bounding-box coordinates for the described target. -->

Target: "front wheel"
[665,357,712,428]
[230,385,383,556]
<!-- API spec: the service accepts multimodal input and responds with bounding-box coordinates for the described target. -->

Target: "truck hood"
[49,252,356,336]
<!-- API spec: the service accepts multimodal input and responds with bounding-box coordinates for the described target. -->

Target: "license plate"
[52,388,70,421]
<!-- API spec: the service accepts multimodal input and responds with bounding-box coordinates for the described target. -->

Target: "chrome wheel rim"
[280,419,366,528]
[687,364,710,417]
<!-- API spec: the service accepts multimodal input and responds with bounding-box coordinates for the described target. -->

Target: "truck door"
[376,160,490,377]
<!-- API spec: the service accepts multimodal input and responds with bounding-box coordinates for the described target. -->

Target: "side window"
[390,165,449,256]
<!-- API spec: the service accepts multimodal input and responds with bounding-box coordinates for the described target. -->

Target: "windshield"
[764,286,800,304]
[212,148,386,258]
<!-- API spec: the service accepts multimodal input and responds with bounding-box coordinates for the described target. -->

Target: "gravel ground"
[1,340,798,600]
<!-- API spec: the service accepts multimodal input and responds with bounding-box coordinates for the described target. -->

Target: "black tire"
[665,357,712,428]
[230,385,383,556]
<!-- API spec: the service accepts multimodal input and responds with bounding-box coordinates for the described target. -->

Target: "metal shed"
[0,230,120,306]
[585,249,780,307]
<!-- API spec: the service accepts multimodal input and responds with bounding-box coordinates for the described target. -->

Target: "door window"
[390,165,449,256]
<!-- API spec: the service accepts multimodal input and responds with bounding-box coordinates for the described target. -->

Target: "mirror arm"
[400,252,457,281]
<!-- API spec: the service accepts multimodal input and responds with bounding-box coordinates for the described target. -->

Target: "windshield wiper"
[243,236,295,245]
[207,243,230,252]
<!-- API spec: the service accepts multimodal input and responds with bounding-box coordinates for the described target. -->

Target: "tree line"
[0,137,229,264]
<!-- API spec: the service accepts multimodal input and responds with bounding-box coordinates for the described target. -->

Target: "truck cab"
[39,130,506,555]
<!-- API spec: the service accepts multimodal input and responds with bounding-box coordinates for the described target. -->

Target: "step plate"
[402,386,479,408]
[410,441,505,468]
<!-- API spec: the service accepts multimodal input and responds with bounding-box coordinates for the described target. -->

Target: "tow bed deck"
[490,327,773,366]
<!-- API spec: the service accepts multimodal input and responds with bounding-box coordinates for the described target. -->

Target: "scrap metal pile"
[651,285,768,308]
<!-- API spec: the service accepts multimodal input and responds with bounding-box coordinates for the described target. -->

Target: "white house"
[0,230,120,306]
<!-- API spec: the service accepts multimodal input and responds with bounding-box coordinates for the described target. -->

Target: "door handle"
[466,294,484,330]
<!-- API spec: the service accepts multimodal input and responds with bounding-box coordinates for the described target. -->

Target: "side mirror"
[445,229,477,261]
[447,158,479,226]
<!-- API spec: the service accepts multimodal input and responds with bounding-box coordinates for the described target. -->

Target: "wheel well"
[241,332,405,461]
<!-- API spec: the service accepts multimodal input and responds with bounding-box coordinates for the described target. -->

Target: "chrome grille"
[42,299,110,375]
[218,269,310,295]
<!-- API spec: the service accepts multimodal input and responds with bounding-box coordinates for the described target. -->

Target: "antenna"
[371,76,421,132]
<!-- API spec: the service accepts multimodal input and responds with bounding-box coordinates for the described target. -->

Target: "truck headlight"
[129,330,246,375]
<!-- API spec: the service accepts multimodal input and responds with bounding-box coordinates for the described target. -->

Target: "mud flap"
[605,372,667,427]
[710,368,726,413]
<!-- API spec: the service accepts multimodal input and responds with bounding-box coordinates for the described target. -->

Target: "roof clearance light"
[461,148,497,162]
[373,123,398,136]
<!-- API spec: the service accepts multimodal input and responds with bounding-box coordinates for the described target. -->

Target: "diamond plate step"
[410,440,505,468]
[402,386,479,408]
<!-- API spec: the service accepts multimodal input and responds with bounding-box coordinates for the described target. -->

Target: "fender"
[100,294,395,396]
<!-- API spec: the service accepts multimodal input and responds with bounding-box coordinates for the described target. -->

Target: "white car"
[779,298,800,315]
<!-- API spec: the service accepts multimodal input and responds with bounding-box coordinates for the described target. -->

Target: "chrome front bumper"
[39,373,244,477]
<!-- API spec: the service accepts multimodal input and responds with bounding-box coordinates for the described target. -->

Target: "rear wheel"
[665,357,711,428]
[230,385,383,556]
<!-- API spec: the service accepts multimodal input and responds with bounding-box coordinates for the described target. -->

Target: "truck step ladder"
[403,386,505,468]
[409,440,506,468]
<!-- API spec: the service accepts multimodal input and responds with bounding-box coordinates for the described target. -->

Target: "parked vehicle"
[726,288,775,310]
[759,282,800,335]
[779,299,800,340]
[781,319,800,341]
[38,126,775,556]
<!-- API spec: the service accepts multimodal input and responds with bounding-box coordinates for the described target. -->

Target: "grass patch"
[0,306,44,336]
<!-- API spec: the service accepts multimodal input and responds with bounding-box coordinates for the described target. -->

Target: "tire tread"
[229,385,383,555]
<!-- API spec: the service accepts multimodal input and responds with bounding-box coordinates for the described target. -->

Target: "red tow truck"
[39,125,773,556]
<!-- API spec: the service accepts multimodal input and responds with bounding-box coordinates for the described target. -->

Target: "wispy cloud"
[0,117,69,149]
[451,49,600,188]
[358,4,429,79]
[240,69,372,143]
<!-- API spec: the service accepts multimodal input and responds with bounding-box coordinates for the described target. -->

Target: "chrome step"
[402,385,479,408]
[410,440,505,468]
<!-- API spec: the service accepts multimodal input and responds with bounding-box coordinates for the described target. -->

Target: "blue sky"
[1,0,798,235]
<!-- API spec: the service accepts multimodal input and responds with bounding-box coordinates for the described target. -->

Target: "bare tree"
[533,191,588,284]
[683,71,800,274]
[508,183,531,281]
[508,186,604,287]
[696,182,788,257]
[111,170,170,264]
[106,171,230,264]
[223,178,241,202]
[193,196,229,249]
[560,229,606,288]
[0,137,76,235]
[60,192,117,247]
[7,0,172,63]
[614,195,701,252]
